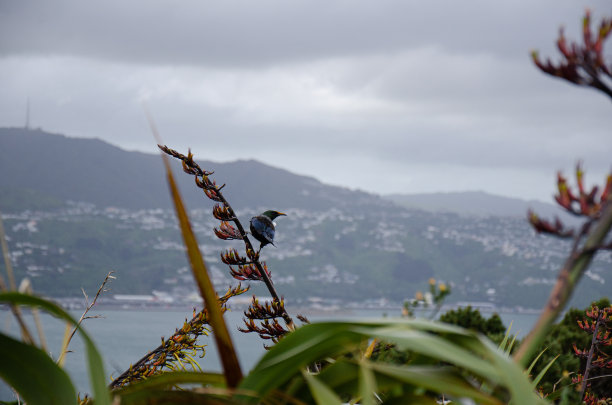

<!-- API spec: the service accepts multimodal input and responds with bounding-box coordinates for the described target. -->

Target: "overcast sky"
[1,1,610,202]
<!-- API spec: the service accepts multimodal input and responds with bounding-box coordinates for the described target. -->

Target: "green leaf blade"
[0,292,110,405]
[302,370,343,405]
[0,332,77,405]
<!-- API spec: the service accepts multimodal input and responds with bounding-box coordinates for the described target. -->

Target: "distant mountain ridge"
[1,127,567,221]
[385,191,569,220]
[0,127,384,212]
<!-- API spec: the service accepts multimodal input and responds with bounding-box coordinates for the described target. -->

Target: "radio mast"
[25,98,30,129]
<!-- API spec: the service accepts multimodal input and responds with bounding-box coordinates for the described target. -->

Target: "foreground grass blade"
[0,292,110,405]
[531,355,559,388]
[526,347,547,377]
[302,370,343,405]
[475,335,547,405]
[368,326,500,382]
[498,322,517,356]
[239,323,360,398]
[115,371,251,405]
[241,319,544,404]
[0,332,76,405]
[498,321,513,353]
[295,359,499,405]
[147,112,242,387]
[358,361,377,405]
[369,363,503,405]
[297,359,359,399]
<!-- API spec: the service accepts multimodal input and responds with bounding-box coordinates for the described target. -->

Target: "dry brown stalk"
[58,271,116,366]
[19,279,48,353]
[0,210,34,345]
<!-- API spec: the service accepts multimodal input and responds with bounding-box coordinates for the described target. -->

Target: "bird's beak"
[278,212,287,216]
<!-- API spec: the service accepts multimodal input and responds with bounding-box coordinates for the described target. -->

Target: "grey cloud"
[1,0,609,68]
[0,1,610,202]
[1,52,608,173]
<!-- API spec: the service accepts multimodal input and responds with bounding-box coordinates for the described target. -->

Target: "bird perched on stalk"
[250,210,286,252]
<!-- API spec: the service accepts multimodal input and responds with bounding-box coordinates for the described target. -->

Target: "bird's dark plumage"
[250,210,286,251]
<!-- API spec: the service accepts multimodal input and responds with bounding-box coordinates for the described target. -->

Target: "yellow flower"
[428,278,436,286]
[438,283,447,292]
[415,291,424,301]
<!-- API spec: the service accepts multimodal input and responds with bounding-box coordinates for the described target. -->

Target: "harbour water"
[1,307,540,400]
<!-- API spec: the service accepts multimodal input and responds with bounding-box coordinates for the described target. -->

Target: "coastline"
[2,297,544,316]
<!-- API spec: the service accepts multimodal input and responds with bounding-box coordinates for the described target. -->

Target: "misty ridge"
[0,127,571,217]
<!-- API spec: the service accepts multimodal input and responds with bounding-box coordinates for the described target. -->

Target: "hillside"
[0,127,609,309]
